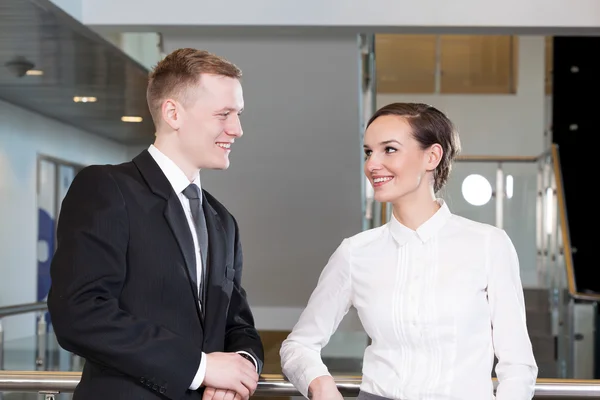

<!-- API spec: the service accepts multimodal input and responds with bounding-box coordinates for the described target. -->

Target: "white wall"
[377,36,546,287]
[162,34,364,333]
[0,99,128,341]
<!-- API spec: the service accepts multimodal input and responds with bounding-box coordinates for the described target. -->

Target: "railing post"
[536,160,543,285]
[36,312,47,370]
[0,318,3,400]
[495,162,504,229]
[0,318,4,371]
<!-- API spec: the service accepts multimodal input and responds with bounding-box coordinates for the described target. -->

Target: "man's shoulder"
[75,160,137,183]
[67,162,139,203]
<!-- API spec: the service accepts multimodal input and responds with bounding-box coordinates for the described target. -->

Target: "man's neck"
[152,138,198,182]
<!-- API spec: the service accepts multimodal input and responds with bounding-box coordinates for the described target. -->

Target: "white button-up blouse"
[280,200,537,400]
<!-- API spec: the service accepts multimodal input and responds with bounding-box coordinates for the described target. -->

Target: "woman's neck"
[392,192,440,231]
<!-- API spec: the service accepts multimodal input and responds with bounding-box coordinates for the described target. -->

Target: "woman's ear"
[425,143,443,172]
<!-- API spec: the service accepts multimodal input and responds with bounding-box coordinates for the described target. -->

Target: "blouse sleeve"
[280,239,353,398]
[487,229,538,399]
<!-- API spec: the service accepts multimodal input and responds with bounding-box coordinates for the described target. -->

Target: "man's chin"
[210,160,230,170]
[198,158,230,171]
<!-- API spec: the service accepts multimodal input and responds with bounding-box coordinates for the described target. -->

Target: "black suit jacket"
[47,150,264,400]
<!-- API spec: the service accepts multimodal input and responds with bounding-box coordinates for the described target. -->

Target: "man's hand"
[202,387,242,400]
[203,352,259,399]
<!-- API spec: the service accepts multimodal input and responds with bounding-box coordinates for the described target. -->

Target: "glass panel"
[443,161,497,226]
[37,160,55,307]
[2,331,82,373]
[502,162,539,288]
[375,34,437,93]
[440,35,517,94]
[541,148,577,379]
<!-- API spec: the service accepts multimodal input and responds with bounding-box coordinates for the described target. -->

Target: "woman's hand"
[308,376,344,400]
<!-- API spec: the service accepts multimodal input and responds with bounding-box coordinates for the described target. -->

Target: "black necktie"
[182,184,208,305]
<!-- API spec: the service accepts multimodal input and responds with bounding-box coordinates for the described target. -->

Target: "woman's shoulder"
[444,213,514,252]
[342,223,391,250]
[447,213,503,236]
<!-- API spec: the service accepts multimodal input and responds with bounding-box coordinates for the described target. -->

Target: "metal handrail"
[0,302,47,319]
[1,372,600,397]
[457,154,539,163]
[0,302,49,372]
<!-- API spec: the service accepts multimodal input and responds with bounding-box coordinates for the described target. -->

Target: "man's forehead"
[198,74,241,91]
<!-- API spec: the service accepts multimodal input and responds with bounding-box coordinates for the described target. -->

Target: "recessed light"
[121,116,143,123]
[26,69,44,76]
[73,96,97,103]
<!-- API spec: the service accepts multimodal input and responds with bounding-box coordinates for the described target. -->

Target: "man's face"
[177,74,244,170]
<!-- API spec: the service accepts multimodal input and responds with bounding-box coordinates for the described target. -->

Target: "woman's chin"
[374,192,396,204]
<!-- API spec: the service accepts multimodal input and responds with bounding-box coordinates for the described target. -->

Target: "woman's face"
[363,115,438,204]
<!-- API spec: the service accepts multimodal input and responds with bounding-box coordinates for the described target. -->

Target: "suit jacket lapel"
[133,150,203,323]
[164,198,199,297]
[202,197,226,328]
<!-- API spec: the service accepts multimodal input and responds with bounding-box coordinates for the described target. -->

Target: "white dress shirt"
[148,145,257,391]
[280,200,537,400]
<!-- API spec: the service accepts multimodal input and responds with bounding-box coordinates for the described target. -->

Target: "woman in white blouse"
[280,103,538,400]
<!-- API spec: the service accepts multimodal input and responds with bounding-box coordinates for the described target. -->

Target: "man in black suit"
[48,48,264,400]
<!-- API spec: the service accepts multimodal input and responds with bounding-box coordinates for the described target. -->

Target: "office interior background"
[0,0,599,397]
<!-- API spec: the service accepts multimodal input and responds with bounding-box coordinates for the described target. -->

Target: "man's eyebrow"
[215,107,244,114]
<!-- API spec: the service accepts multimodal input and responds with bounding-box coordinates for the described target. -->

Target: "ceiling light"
[73,96,97,103]
[121,116,143,123]
[461,174,492,206]
[26,69,44,76]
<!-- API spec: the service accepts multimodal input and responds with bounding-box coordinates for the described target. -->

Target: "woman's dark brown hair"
[367,103,461,193]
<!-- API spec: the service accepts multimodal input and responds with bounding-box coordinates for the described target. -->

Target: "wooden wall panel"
[375,34,521,95]
[375,34,437,93]
[440,35,516,94]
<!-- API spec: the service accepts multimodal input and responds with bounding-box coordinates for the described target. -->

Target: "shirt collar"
[388,199,452,246]
[147,144,202,201]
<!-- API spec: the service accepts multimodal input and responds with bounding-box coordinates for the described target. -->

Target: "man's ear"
[161,98,181,131]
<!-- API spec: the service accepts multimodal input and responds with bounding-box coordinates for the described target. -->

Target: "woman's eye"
[385,147,397,154]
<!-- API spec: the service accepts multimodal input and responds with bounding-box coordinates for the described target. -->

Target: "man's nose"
[226,114,243,137]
